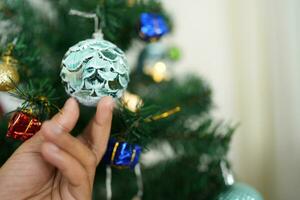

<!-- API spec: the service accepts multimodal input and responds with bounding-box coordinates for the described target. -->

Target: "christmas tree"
[0,1,263,199]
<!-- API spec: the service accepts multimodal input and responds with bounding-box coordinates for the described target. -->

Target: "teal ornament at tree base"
[60,39,130,106]
[216,183,263,200]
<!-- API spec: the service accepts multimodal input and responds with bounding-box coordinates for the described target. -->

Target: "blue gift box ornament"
[103,138,142,169]
[139,12,169,41]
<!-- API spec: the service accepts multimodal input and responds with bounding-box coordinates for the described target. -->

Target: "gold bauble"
[0,55,20,91]
[127,0,136,7]
[122,91,143,112]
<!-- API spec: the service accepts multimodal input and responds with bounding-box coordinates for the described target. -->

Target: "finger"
[79,96,114,163]
[42,121,97,175]
[50,97,80,133]
[41,142,90,188]
[22,98,79,149]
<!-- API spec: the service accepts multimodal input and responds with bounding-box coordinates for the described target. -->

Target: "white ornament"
[60,38,130,106]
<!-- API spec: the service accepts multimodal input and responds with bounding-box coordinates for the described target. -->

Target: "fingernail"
[63,98,77,112]
[95,96,114,125]
[102,96,114,111]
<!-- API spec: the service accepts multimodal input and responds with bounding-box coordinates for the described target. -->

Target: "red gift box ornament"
[6,111,42,141]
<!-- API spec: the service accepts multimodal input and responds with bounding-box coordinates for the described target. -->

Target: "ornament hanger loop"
[220,160,235,186]
[69,9,102,39]
[3,38,17,57]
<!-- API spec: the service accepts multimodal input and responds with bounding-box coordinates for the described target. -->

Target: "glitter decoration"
[6,111,42,141]
[0,46,19,91]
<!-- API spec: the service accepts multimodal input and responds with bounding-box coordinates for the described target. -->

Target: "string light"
[143,61,169,83]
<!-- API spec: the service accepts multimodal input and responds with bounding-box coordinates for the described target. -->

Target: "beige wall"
[164,0,300,199]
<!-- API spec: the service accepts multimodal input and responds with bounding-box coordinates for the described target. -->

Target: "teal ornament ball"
[217,183,263,200]
[60,39,130,106]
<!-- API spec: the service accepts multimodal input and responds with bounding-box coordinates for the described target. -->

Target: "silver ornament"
[60,38,130,106]
[218,162,264,200]
[217,183,264,200]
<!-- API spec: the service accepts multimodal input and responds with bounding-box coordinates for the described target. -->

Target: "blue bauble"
[103,138,142,169]
[139,12,169,41]
[60,39,130,106]
[217,183,264,200]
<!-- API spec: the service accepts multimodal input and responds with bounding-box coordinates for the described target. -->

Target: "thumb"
[24,98,80,148]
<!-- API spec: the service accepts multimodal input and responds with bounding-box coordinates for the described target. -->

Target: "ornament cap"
[2,55,18,65]
[221,160,235,186]
[92,31,104,39]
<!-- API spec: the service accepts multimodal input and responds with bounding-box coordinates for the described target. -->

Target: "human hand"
[0,97,114,200]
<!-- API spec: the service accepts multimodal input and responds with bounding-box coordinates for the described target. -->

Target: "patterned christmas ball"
[60,39,130,106]
[217,183,263,200]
